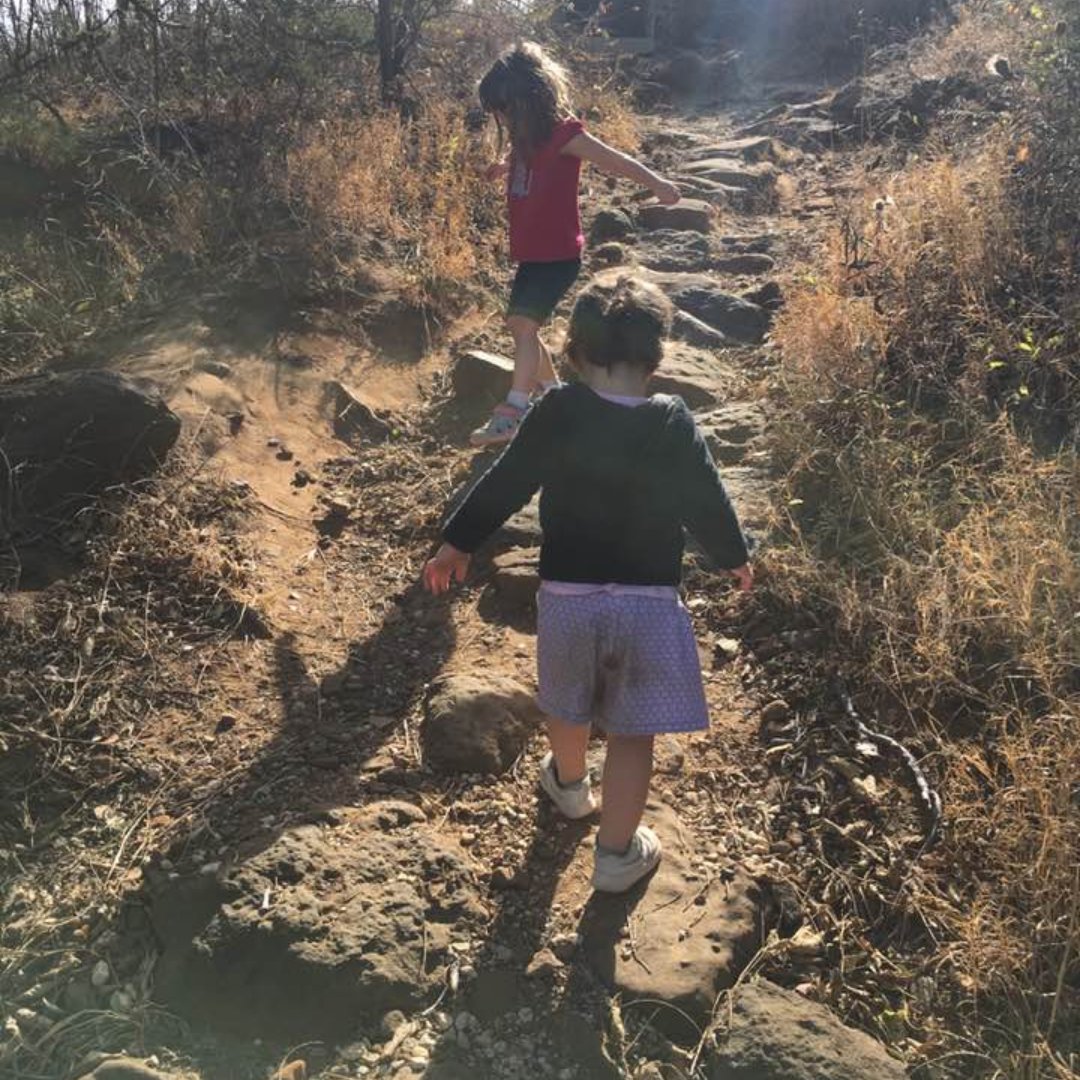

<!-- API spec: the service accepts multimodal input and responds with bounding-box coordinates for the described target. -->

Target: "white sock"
[506,390,530,410]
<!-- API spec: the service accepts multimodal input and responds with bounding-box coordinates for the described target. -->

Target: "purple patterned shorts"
[536,588,709,736]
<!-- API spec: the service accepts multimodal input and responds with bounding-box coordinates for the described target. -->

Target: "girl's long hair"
[478,42,574,160]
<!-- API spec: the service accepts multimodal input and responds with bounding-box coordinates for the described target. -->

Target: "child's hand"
[727,564,754,593]
[423,543,471,594]
[652,179,681,206]
[483,161,510,182]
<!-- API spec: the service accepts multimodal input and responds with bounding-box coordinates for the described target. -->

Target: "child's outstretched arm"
[422,395,553,594]
[561,132,681,205]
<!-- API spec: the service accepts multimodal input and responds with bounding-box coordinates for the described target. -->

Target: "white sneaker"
[538,752,598,820]
[592,826,662,893]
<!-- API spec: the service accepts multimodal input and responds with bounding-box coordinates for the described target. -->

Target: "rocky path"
[53,90,908,1080]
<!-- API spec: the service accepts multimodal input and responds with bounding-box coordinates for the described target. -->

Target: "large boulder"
[422,674,542,774]
[0,369,180,521]
[658,276,773,343]
[709,980,907,1079]
[151,804,482,1041]
[580,803,764,1043]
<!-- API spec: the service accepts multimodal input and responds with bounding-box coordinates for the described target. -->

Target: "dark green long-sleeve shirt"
[443,384,749,584]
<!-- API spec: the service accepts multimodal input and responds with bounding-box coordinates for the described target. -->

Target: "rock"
[525,949,562,978]
[637,230,714,273]
[589,209,636,243]
[273,1064,307,1080]
[421,675,542,775]
[498,497,542,548]
[326,380,394,443]
[0,370,180,521]
[651,344,736,409]
[764,117,842,151]
[722,234,775,254]
[451,350,515,402]
[193,356,233,379]
[637,199,713,234]
[671,309,729,349]
[580,803,763,1043]
[660,276,772,343]
[709,980,906,1079]
[151,805,481,1040]
[491,548,540,609]
[382,1010,408,1037]
[591,242,628,268]
[680,159,778,198]
[698,404,766,465]
[827,74,984,141]
[86,1059,169,1080]
[692,136,783,163]
[743,281,785,312]
[635,1065,665,1080]
[713,253,776,276]
[761,700,790,724]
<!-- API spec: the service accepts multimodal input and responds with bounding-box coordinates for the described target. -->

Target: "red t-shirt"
[507,118,585,264]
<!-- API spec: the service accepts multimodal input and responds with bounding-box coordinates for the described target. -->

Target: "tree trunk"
[376,0,398,104]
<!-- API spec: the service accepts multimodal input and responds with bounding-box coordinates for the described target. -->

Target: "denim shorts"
[507,259,582,324]
[536,588,709,736]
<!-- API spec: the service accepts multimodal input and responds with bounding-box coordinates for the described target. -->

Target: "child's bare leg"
[597,734,654,852]
[546,715,589,785]
[507,314,543,402]
[537,338,559,390]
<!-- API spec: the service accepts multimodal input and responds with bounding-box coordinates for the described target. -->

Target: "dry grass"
[0,453,265,1074]
[285,103,503,304]
[767,6,1080,1071]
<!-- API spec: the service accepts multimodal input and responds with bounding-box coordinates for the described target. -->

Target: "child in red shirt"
[470,42,683,447]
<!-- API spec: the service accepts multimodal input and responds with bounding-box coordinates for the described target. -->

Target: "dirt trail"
[58,83,867,1080]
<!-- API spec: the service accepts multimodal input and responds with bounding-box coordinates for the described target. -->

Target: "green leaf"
[987,360,1007,369]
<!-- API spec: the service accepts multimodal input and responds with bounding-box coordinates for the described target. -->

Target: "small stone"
[272,1063,307,1080]
[90,960,111,988]
[194,357,233,379]
[761,699,790,724]
[549,933,579,962]
[525,948,562,978]
[382,1010,407,1038]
